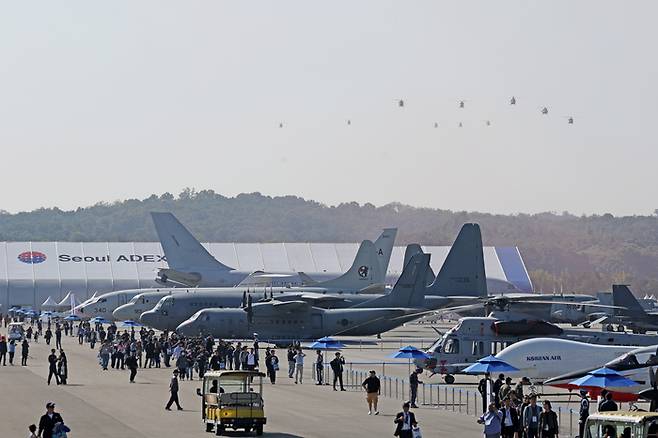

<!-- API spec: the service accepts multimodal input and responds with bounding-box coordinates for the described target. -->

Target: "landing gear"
[444,374,455,384]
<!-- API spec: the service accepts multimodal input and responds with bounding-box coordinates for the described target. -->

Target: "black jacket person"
[38,401,64,438]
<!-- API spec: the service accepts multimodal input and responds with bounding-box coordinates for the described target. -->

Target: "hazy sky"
[1,1,656,215]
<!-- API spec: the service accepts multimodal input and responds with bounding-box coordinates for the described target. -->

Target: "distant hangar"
[0,242,532,309]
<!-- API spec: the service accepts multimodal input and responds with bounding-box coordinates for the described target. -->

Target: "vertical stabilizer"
[403,244,436,286]
[612,285,647,315]
[355,253,430,308]
[427,223,487,297]
[151,212,233,271]
[315,240,382,289]
[373,228,397,281]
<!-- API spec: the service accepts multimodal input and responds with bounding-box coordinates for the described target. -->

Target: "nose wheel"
[444,374,455,384]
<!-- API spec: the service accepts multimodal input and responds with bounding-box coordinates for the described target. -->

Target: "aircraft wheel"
[444,374,455,384]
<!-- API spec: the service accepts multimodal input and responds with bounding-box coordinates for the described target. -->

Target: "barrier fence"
[311,363,582,438]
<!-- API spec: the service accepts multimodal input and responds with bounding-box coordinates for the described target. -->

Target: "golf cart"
[197,370,266,436]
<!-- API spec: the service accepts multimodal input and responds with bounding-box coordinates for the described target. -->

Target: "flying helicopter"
[398,99,405,107]
[279,122,284,128]
[459,100,465,109]
[434,122,439,128]
[510,96,516,105]
[541,107,549,115]
[458,122,463,128]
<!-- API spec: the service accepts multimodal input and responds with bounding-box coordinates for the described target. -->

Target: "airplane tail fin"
[150,212,233,272]
[314,240,382,290]
[426,223,487,298]
[403,244,436,286]
[355,253,430,308]
[373,228,397,282]
[612,284,646,315]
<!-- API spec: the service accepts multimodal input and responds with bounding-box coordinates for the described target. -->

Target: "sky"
[1,1,656,216]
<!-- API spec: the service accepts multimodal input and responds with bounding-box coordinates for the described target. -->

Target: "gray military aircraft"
[134,223,489,330]
[175,252,431,340]
[127,238,388,328]
[612,284,658,333]
[151,212,396,288]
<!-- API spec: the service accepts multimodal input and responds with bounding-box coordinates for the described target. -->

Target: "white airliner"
[493,338,637,382]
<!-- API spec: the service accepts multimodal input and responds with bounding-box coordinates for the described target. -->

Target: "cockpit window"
[444,338,460,354]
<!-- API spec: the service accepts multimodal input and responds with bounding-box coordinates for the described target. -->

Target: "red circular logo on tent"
[18,251,47,264]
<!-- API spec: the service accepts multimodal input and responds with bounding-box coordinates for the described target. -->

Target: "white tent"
[56,292,80,310]
[41,296,59,309]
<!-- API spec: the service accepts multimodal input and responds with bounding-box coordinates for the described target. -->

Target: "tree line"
[1,188,657,295]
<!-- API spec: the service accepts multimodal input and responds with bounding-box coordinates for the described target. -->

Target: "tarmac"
[0,323,485,438]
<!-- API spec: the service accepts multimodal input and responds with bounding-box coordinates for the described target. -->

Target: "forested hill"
[1,189,658,294]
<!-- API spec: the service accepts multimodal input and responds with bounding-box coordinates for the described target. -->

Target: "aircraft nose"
[139,310,158,328]
[176,320,195,336]
[113,304,131,320]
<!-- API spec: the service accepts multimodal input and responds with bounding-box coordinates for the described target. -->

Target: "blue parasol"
[569,367,639,389]
[462,355,520,374]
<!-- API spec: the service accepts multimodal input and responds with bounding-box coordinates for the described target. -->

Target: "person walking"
[478,372,494,412]
[165,369,183,411]
[126,352,138,383]
[0,336,7,365]
[493,373,505,408]
[47,349,60,385]
[21,339,29,366]
[500,397,519,438]
[57,351,68,385]
[287,347,295,378]
[579,390,590,438]
[293,349,306,384]
[393,401,417,438]
[330,352,346,391]
[44,328,52,346]
[362,370,381,415]
[315,350,324,385]
[478,402,503,438]
[37,401,64,438]
[523,395,542,438]
[539,400,559,438]
[8,339,16,365]
[409,368,423,408]
[265,350,279,384]
[55,327,62,350]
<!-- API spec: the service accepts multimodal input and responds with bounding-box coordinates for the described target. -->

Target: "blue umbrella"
[90,317,110,324]
[390,345,431,360]
[63,314,81,321]
[390,345,431,375]
[308,337,345,350]
[122,320,142,327]
[462,355,520,374]
[569,367,639,389]
[41,311,54,316]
